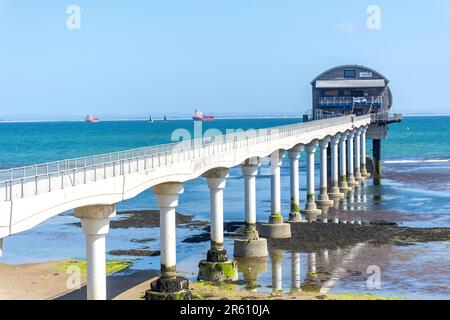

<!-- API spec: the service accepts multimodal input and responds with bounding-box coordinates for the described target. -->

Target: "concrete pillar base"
[268,215,284,225]
[328,193,344,203]
[197,260,238,283]
[362,168,371,178]
[233,238,268,258]
[145,276,192,300]
[339,181,352,193]
[301,209,322,222]
[355,173,364,182]
[347,177,359,187]
[288,213,303,223]
[329,186,345,199]
[316,197,334,208]
[319,206,330,216]
[206,247,228,262]
[301,202,322,221]
[259,223,291,239]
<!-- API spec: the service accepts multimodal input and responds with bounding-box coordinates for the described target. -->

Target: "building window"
[344,70,356,78]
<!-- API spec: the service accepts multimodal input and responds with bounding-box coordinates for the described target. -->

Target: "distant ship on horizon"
[192,109,214,122]
[85,114,100,123]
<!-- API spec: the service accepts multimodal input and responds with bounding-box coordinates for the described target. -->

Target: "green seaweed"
[290,203,300,213]
[198,260,238,283]
[57,259,131,275]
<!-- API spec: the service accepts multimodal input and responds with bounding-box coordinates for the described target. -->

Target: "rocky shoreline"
[78,209,450,257]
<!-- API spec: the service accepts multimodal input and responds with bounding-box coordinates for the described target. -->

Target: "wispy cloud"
[336,21,357,32]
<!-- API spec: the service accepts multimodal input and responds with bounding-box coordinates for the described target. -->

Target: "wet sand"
[383,162,450,194]
[70,210,209,230]
[0,259,131,300]
[112,277,403,300]
[267,222,450,253]
[3,208,449,300]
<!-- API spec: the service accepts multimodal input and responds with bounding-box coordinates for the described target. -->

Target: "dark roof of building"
[310,65,390,85]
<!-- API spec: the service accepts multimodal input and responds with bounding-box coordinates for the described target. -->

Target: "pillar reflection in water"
[270,249,284,293]
[235,257,268,291]
[321,249,329,264]
[291,252,301,293]
[301,252,321,292]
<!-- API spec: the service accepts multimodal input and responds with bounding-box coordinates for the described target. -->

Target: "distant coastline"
[0,113,449,123]
[0,115,303,123]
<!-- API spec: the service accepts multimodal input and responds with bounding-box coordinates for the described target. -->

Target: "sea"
[0,116,449,299]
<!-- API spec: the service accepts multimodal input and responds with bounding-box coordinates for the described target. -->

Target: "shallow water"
[1,116,450,299]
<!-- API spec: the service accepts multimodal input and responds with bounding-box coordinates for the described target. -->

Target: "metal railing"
[370,112,403,123]
[319,96,383,108]
[0,115,370,201]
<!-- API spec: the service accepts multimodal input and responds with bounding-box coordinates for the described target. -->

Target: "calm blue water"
[1,116,449,299]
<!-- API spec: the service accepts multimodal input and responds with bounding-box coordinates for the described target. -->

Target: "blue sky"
[0,0,449,119]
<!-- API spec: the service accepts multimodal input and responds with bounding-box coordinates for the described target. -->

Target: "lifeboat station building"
[311,65,393,117]
[310,65,401,182]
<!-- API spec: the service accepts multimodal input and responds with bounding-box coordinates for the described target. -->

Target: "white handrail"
[0,115,370,201]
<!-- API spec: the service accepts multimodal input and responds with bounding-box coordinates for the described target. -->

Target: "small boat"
[192,109,214,122]
[149,115,154,123]
[85,114,100,123]
[163,115,168,122]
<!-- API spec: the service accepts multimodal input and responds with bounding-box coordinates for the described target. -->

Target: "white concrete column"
[270,150,283,224]
[329,134,344,200]
[152,182,184,278]
[306,143,316,203]
[75,204,116,300]
[347,130,358,187]
[242,161,259,228]
[361,126,368,177]
[234,158,268,258]
[0,238,3,257]
[204,168,229,249]
[316,138,333,207]
[302,141,321,220]
[339,132,350,192]
[354,128,363,181]
[288,145,303,222]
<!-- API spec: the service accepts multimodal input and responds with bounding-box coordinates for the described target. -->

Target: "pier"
[0,114,378,300]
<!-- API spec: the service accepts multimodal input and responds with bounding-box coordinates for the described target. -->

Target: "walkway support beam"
[75,204,116,301]
[234,158,268,258]
[354,128,363,182]
[301,141,321,221]
[269,150,283,224]
[328,134,345,202]
[145,182,192,300]
[373,139,382,183]
[347,130,358,187]
[361,126,369,177]
[260,151,291,238]
[316,138,334,209]
[198,168,238,283]
[339,132,351,194]
[288,145,303,223]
